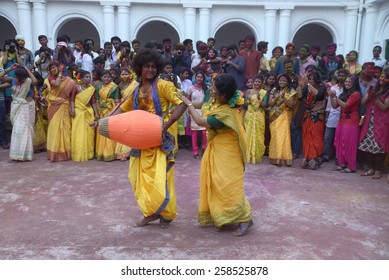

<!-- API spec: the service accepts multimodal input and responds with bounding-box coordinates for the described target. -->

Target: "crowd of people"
[0,32,388,235]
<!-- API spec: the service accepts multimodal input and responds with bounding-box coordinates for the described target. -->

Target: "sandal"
[360,170,375,176]
[340,168,355,173]
[193,154,200,159]
[333,165,346,171]
[233,220,253,237]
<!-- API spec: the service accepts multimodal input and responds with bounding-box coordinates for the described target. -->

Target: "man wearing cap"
[54,39,73,77]
[257,41,270,74]
[15,35,34,71]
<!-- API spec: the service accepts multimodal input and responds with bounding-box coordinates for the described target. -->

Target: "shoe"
[322,156,329,163]
[193,154,200,159]
[1,143,10,149]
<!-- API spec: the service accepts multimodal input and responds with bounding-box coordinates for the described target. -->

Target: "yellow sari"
[198,101,252,227]
[71,86,96,161]
[95,82,119,161]
[120,79,183,222]
[114,81,137,160]
[46,77,75,162]
[244,89,266,164]
[268,88,296,166]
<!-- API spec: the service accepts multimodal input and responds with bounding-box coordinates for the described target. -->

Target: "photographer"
[172,43,191,76]
[75,39,99,75]
[34,46,53,79]
[53,39,73,76]
[115,41,134,68]
[1,39,23,116]
[225,44,246,91]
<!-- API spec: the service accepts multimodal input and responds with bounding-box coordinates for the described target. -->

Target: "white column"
[15,0,33,50]
[184,7,196,41]
[264,8,277,50]
[343,6,358,55]
[31,0,47,52]
[101,4,115,43]
[117,4,131,41]
[198,8,211,42]
[278,9,292,49]
[360,3,378,62]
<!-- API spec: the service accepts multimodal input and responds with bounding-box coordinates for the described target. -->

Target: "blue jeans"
[0,98,8,145]
[323,126,336,160]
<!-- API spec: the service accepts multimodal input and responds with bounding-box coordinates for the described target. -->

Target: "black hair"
[93,57,105,65]
[77,69,90,79]
[214,74,238,101]
[110,36,122,43]
[38,35,47,41]
[15,67,28,79]
[276,74,293,91]
[227,44,238,52]
[183,39,193,46]
[132,48,164,78]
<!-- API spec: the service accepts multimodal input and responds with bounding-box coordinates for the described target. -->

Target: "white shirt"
[326,84,343,128]
[75,51,99,75]
[366,57,386,68]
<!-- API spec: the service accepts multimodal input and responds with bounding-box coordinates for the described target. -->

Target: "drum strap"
[132,79,163,116]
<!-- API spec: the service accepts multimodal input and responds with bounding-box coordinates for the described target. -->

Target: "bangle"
[187,103,193,107]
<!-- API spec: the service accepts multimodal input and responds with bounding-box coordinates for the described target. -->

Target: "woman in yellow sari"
[244,74,267,164]
[107,49,187,229]
[268,73,297,166]
[114,67,135,161]
[70,70,99,161]
[95,70,119,161]
[180,74,253,237]
[46,62,75,162]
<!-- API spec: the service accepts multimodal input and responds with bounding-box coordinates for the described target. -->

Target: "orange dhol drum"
[98,110,163,149]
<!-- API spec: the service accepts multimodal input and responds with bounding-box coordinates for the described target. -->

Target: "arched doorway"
[135,21,179,47]
[293,23,333,55]
[0,16,17,49]
[214,22,254,50]
[57,18,100,49]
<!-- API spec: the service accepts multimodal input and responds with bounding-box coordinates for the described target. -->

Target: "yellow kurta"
[71,86,96,161]
[120,78,183,222]
[198,102,252,227]
[268,88,296,166]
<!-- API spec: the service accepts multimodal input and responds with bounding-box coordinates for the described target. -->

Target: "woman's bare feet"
[159,221,170,229]
[135,215,159,227]
[233,220,253,237]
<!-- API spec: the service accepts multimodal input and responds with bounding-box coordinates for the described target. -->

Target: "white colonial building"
[0,0,388,62]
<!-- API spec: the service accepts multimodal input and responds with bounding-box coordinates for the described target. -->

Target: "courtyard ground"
[0,147,388,260]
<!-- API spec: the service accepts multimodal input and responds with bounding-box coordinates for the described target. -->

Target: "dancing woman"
[180,74,253,237]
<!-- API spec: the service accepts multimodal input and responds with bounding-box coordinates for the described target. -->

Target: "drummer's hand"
[89,121,98,128]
